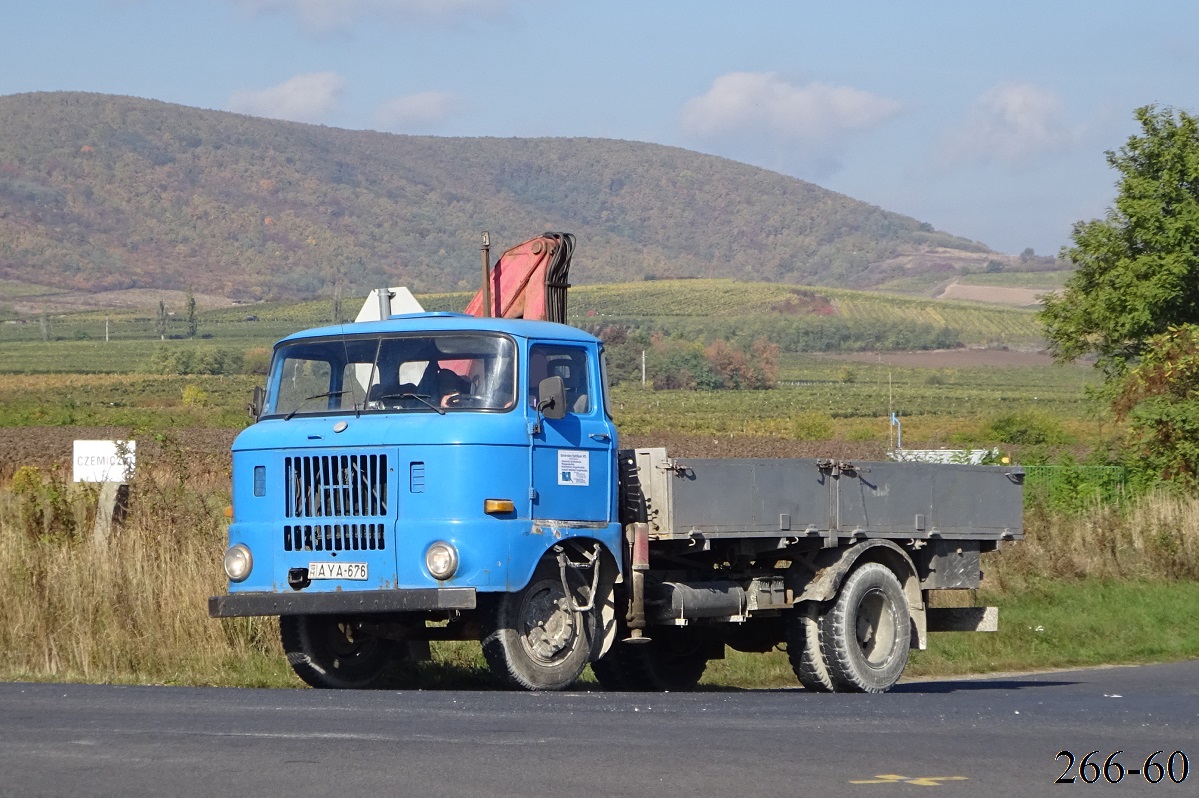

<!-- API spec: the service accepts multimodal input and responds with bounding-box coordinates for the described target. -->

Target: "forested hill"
[0,91,992,301]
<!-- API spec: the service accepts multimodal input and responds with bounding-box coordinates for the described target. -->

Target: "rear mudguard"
[785,540,927,650]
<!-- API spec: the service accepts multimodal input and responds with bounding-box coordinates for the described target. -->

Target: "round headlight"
[425,541,459,581]
[223,543,253,583]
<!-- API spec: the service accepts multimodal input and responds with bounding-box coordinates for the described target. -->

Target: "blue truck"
[209,235,1024,692]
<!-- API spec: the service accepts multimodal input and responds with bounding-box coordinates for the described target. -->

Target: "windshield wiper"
[284,390,348,421]
[371,392,446,415]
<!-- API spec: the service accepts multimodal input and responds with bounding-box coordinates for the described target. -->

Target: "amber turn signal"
[223,505,233,519]
[484,499,515,514]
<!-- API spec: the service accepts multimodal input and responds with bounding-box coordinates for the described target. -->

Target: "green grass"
[610,368,1099,441]
[0,278,66,299]
[565,279,1044,346]
[0,374,259,428]
[957,269,1073,289]
[872,273,955,296]
[907,580,1199,676]
[0,338,267,374]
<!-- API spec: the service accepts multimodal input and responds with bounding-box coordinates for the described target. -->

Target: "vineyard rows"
[833,298,1040,344]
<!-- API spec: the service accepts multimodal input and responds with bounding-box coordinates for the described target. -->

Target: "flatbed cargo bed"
[631,448,1025,543]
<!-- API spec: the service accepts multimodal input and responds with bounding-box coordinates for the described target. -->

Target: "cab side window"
[529,345,591,415]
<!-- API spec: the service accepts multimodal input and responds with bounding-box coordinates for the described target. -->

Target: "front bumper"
[208,588,477,618]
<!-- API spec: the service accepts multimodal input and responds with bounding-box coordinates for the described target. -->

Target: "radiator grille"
[284,453,388,519]
[283,523,386,552]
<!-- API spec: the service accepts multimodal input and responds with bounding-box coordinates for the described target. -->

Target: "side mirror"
[248,385,265,422]
[537,376,567,421]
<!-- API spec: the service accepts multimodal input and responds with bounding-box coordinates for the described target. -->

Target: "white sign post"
[73,440,135,544]
[73,440,136,483]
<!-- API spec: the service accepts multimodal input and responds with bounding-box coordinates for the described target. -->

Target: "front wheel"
[818,562,911,693]
[482,562,598,690]
[280,615,395,689]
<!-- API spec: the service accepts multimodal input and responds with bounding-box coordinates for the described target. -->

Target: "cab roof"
[275,312,601,347]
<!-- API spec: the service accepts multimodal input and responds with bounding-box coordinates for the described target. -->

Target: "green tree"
[1042,105,1199,381]
[185,288,197,338]
[155,299,168,340]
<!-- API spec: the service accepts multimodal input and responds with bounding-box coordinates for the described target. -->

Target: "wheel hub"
[323,620,366,657]
[520,583,576,661]
[855,588,897,666]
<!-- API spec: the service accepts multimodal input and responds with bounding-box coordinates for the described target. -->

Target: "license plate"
[308,561,368,581]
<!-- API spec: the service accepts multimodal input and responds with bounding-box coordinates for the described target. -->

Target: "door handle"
[589,432,611,442]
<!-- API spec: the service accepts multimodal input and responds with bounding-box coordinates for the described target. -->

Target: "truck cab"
[212,312,623,690]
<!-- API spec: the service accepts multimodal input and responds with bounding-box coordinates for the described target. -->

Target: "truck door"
[528,343,614,523]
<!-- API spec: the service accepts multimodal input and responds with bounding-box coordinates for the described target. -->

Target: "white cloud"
[940,83,1078,170]
[374,91,461,132]
[237,0,508,32]
[679,72,903,178]
[227,72,345,123]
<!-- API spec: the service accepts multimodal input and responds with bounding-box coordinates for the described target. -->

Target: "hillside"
[0,91,1005,302]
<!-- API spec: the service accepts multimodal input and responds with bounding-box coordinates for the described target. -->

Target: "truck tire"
[617,450,648,526]
[818,562,911,693]
[592,628,709,692]
[280,615,395,689]
[784,603,835,693]
[482,561,597,691]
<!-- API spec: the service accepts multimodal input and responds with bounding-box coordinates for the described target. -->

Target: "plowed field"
[0,426,235,481]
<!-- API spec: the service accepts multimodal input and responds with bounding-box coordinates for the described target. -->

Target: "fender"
[507,532,622,660]
[785,539,927,650]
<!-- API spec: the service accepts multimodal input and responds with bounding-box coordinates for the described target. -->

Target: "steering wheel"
[442,393,485,408]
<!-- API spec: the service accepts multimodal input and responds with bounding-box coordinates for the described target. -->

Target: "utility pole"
[480,231,492,318]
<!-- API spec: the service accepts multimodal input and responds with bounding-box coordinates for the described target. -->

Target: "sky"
[3,0,1197,258]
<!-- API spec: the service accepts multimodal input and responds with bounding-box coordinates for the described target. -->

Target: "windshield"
[265,332,517,418]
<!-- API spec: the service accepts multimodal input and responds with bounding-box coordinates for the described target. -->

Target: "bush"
[645,334,776,391]
[181,385,209,406]
[147,346,245,376]
[9,465,79,543]
[986,410,1071,445]
[1114,325,1199,489]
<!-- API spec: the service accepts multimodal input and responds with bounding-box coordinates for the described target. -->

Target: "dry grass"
[0,457,288,685]
[991,490,1199,587]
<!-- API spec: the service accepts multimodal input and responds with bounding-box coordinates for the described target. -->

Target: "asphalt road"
[1,661,1196,797]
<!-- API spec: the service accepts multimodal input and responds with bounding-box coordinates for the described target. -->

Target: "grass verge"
[1,457,1197,690]
[699,580,1199,690]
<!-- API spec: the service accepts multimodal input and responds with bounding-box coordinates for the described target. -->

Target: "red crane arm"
[463,232,574,323]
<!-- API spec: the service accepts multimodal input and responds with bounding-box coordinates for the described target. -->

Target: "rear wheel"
[818,562,911,693]
[280,615,395,689]
[482,561,598,691]
[785,603,835,692]
[593,628,710,692]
